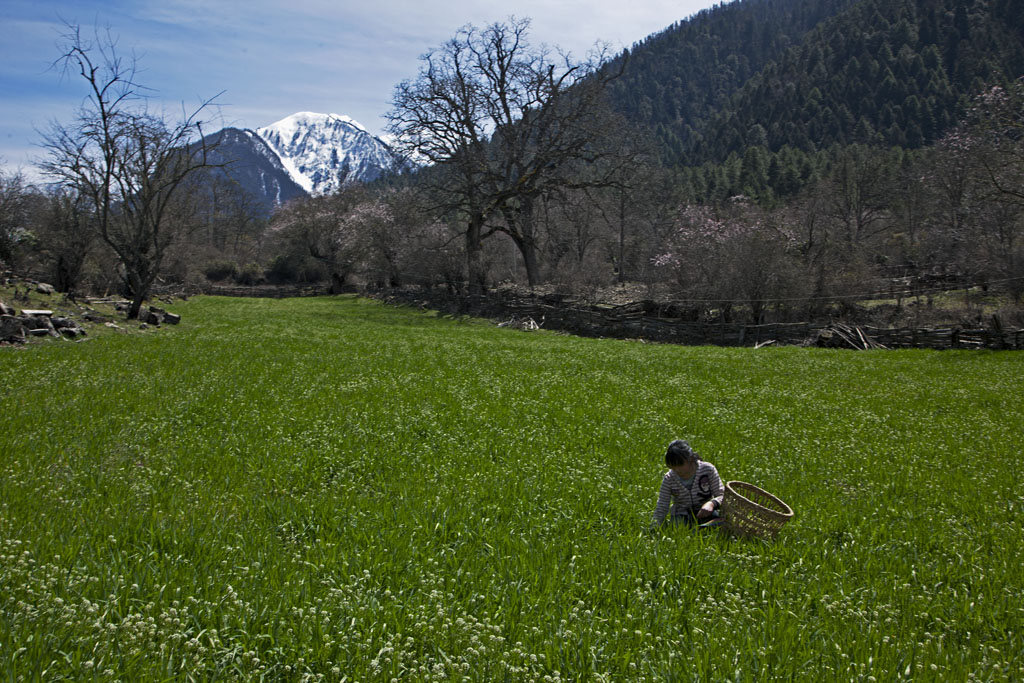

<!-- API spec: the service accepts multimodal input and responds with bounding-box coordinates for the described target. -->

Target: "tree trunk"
[126,259,157,320]
[466,214,487,295]
[618,190,627,284]
[55,253,85,293]
[501,196,544,288]
[330,271,347,294]
[127,272,146,319]
[508,233,541,288]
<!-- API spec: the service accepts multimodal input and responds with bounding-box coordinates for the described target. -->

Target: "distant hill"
[606,0,1024,170]
[605,0,859,165]
[202,127,307,212]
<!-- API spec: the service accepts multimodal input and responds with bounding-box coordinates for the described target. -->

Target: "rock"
[52,316,85,337]
[0,300,14,316]
[25,315,59,338]
[26,314,54,329]
[0,315,26,342]
[140,309,163,325]
[139,322,149,330]
[36,282,56,295]
[104,322,121,329]
[164,312,181,325]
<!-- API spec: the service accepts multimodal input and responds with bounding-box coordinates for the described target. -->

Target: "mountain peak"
[255,112,402,195]
[261,111,371,137]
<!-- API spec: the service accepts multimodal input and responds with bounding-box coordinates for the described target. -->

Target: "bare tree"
[39,25,221,317]
[0,167,31,270]
[961,80,1024,296]
[654,199,802,323]
[30,187,95,293]
[586,161,678,286]
[966,78,1024,205]
[824,144,895,245]
[387,17,629,291]
[269,193,355,292]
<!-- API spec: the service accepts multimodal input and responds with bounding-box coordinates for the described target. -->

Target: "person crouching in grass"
[651,439,724,529]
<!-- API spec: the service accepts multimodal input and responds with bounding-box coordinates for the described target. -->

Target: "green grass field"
[1,295,1022,681]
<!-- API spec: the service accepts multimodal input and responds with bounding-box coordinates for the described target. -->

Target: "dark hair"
[665,439,699,466]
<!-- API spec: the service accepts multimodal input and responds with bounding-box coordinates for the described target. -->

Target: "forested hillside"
[604,0,859,164]
[608,0,1024,182]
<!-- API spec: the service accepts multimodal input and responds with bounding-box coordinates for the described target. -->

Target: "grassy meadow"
[1,295,1022,681]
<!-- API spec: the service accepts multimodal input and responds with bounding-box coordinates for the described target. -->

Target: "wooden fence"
[203,284,328,299]
[381,290,1024,351]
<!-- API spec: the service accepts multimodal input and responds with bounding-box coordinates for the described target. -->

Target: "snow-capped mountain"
[195,112,407,215]
[256,112,404,195]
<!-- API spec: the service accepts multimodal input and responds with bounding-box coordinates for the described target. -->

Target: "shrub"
[203,260,239,282]
[234,262,264,286]
[265,254,328,284]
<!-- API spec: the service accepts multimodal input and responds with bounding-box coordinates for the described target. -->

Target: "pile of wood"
[497,316,542,331]
[814,323,888,350]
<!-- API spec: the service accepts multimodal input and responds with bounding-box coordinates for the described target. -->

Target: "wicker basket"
[722,480,794,541]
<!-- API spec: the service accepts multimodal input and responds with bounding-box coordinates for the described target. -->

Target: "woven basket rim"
[724,480,794,520]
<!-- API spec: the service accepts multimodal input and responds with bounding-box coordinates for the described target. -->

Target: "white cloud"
[1,0,723,173]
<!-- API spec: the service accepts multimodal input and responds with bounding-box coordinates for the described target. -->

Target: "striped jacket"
[651,461,725,525]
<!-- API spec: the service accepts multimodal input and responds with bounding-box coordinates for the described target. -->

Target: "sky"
[1,0,723,178]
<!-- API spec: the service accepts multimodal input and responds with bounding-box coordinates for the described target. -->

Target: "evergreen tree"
[604,0,1024,193]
